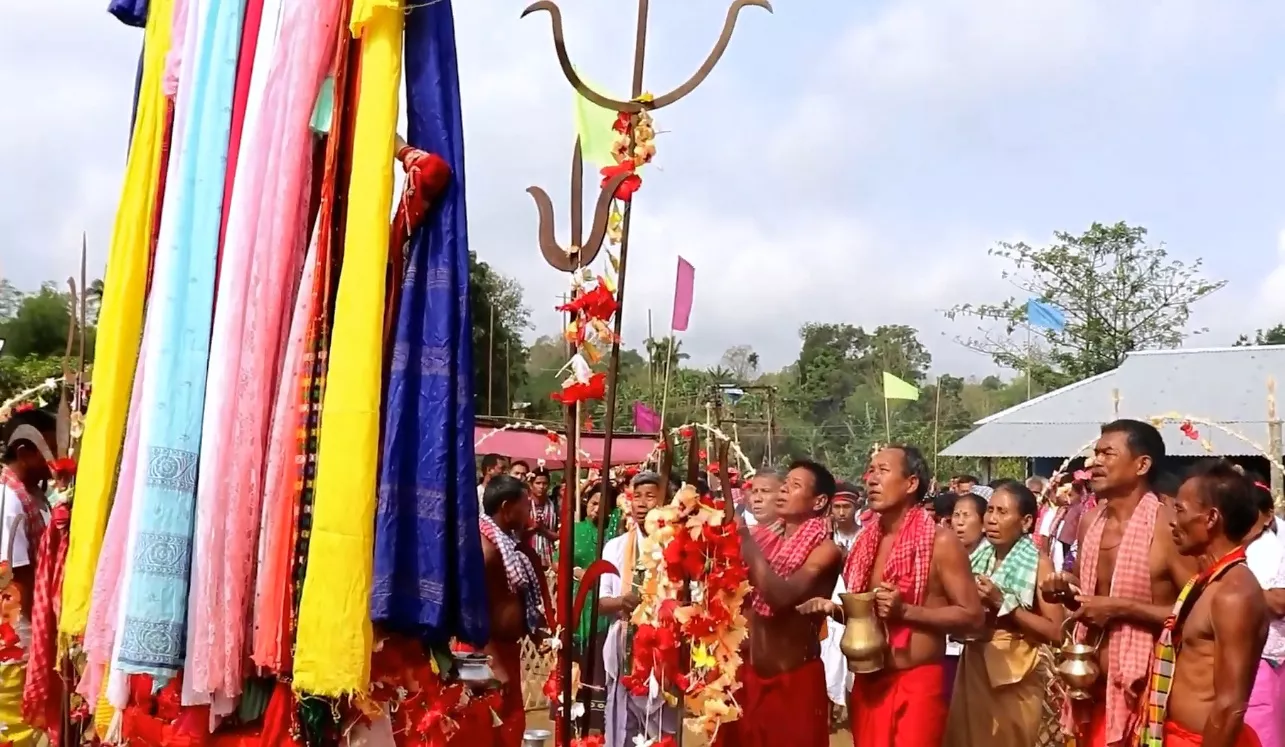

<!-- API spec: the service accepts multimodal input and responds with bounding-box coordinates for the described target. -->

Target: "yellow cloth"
[292,0,403,696]
[0,663,36,746]
[943,632,1044,747]
[60,0,177,638]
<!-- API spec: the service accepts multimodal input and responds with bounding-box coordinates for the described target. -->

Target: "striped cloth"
[749,517,831,616]
[970,534,1040,616]
[1138,545,1247,747]
[1069,493,1159,745]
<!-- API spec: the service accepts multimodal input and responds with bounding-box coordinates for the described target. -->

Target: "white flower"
[632,736,655,747]
[43,378,58,389]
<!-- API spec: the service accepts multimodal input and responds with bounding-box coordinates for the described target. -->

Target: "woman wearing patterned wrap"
[0,410,55,746]
[945,480,1064,747]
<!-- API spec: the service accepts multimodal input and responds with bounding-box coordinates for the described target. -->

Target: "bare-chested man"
[475,475,548,747]
[1041,419,1198,747]
[715,460,843,747]
[1137,460,1267,747]
[801,445,983,747]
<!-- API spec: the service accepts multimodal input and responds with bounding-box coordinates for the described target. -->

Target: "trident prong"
[527,138,630,273]
[520,0,773,112]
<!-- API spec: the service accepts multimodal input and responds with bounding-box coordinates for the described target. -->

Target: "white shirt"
[0,484,45,657]
[599,529,638,680]
[1248,529,1285,662]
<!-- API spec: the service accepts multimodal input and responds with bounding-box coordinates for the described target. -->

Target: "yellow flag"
[882,372,920,401]
[573,74,622,168]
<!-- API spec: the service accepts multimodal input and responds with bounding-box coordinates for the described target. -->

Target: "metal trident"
[522,1,771,742]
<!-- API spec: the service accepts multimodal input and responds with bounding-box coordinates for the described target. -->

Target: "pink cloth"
[250,220,318,671]
[183,0,342,710]
[77,324,151,703]
[162,0,189,97]
[1245,660,1284,747]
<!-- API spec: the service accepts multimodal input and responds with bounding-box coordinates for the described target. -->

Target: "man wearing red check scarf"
[715,460,843,747]
[801,445,982,747]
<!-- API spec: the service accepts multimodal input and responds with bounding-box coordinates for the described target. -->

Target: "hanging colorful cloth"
[61,0,176,640]
[370,0,488,646]
[292,0,402,696]
[109,0,149,28]
[1137,545,1247,747]
[185,0,341,712]
[112,0,248,688]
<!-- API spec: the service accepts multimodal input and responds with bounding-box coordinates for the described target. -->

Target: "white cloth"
[600,529,637,680]
[743,511,758,528]
[0,486,37,569]
[821,574,852,706]
[1249,530,1285,663]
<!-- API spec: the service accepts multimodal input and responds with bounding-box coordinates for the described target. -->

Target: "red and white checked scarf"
[479,515,546,634]
[748,516,830,616]
[22,502,69,742]
[529,497,557,569]
[1064,492,1159,745]
[0,467,46,554]
[843,505,935,648]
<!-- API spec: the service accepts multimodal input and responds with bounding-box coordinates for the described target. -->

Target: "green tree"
[1235,324,1285,346]
[470,253,530,416]
[0,283,95,360]
[946,222,1224,389]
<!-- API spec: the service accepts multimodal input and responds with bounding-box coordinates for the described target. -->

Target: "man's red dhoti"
[714,659,829,747]
[848,663,946,747]
[454,641,525,747]
[1164,720,1261,747]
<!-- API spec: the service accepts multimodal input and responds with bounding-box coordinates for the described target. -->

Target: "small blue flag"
[1026,298,1066,332]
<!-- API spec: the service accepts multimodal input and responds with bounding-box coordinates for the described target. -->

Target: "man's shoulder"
[603,532,627,556]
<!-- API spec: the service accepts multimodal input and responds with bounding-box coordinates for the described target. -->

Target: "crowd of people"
[467,417,1283,747]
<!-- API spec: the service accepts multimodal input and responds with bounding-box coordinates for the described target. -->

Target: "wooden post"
[1269,378,1282,510]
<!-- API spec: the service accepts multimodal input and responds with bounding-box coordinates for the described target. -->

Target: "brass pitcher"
[1054,618,1104,700]
[839,592,887,674]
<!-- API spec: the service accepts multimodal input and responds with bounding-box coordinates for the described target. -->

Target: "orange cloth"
[1164,720,1261,747]
[848,662,947,747]
[715,659,829,747]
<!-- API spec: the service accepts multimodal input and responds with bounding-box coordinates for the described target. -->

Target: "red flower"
[546,431,561,443]
[551,372,608,405]
[698,449,708,461]
[707,461,721,475]
[600,162,642,201]
[613,112,631,134]
[13,403,33,414]
[556,281,619,322]
[662,535,706,581]
[1180,421,1200,441]
[679,427,694,440]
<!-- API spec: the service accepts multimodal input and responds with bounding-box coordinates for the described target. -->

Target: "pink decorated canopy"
[472,424,658,468]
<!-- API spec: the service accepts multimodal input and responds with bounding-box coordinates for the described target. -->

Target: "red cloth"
[713,659,829,747]
[21,502,70,738]
[848,663,946,747]
[843,507,935,647]
[749,517,830,616]
[453,641,525,747]
[1164,720,1261,747]
[384,148,452,352]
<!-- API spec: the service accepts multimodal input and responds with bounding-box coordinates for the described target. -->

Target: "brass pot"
[1054,618,1103,700]
[839,591,887,674]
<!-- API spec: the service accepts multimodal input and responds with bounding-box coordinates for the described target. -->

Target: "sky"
[4,0,1285,379]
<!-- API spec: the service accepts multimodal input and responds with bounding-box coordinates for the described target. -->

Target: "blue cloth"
[109,0,149,28]
[371,0,489,646]
[117,0,246,684]
[1026,297,1066,332]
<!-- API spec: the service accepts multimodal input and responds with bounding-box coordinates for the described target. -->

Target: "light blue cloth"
[117,0,247,684]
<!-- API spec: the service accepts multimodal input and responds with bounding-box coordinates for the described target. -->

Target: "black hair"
[482,474,527,516]
[582,480,615,510]
[953,474,978,485]
[834,481,861,498]
[531,467,551,481]
[990,479,1039,519]
[787,459,837,500]
[1150,467,1184,500]
[510,459,530,471]
[1245,471,1275,516]
[1,408,56,462]
[1183,459,1257,542]
[1100,419,1166,479]
[480,453,508,473]
[887,445,932,502]
[933,491,959,518]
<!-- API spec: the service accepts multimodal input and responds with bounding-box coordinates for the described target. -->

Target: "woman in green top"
[565,481,620,731]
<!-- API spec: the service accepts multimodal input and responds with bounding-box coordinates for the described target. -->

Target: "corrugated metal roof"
[941,345,1285,458]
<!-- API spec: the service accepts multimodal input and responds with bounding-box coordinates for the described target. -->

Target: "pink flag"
[633,401,661,433]
[671,256,695,332]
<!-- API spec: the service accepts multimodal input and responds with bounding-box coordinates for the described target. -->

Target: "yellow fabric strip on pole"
[60,0,177,637]
[292,0,403,696]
